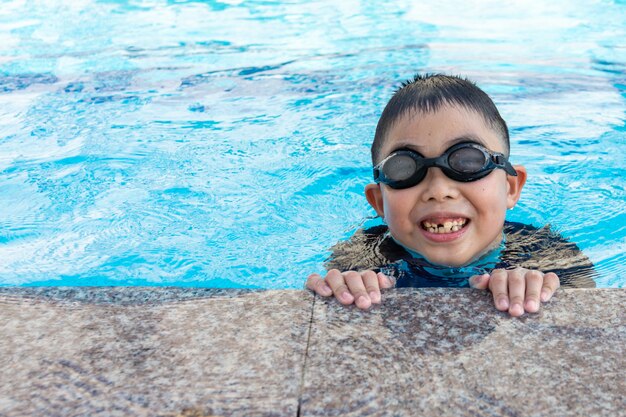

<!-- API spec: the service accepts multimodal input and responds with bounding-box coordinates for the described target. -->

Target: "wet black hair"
[371,73,510,164]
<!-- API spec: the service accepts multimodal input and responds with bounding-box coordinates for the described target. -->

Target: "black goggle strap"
[492,153,518,176]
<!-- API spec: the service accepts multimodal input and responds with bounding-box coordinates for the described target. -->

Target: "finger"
[489,269,509,312]
[305,273,318,291]
[377,272,394,289]
[523,270,544,313]
[325,269,354,305]
[344,271,371,309]
[469,273,490,289]
[541,272,560,302]
[506,268,526,317]
[361,270,382,304]
[306,273,333,297]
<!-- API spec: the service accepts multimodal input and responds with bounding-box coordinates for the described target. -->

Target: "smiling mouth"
[421,218,469,234]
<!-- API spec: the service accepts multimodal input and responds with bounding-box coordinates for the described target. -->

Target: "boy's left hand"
[469,268,560,317]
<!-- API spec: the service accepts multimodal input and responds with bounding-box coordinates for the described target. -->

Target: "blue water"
[0,0,625,288]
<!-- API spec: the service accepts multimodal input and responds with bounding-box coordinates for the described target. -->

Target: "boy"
[306,74,595,317]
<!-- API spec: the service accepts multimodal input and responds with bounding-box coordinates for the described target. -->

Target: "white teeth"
[452,225,459,232]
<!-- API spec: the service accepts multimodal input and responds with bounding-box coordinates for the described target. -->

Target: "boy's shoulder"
[325,221,596,288]
[501,221,596,287]
[324,225,400,272]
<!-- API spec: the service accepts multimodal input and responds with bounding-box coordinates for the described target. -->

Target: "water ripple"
[0,0,625,287]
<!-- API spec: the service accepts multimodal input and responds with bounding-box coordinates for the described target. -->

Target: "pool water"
[0,0,624,288]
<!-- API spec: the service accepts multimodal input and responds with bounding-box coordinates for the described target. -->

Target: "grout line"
[296,292,317,417]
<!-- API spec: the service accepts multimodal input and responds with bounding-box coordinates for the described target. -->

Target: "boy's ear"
[365,183,385,218]
[506,165,527,209]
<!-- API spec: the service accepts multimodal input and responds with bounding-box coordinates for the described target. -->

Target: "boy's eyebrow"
[391,135,487,152]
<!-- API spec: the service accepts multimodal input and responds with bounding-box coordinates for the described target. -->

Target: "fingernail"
[510,304,524,316]
[340,292,353,303]
[498,298,509,310]
[357,295,370,309]
[526,300,538,311]
[471,274,487,286]
[321,283,331,294]
[369,291,380,303]
[541,290,551,302]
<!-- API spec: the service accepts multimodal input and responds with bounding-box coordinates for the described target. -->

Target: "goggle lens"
[382,154,422,182]
[448,147,486,173]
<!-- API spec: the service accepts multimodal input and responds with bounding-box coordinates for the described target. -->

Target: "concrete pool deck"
[0,288,624,417]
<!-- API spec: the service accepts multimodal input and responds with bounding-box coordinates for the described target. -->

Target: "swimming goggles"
[373,141,517,189]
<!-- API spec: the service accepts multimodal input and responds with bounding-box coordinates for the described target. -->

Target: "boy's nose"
[419,167,460,202]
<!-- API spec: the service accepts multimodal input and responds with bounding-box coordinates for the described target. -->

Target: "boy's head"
[365,73,527,267]
[371,74,510,165]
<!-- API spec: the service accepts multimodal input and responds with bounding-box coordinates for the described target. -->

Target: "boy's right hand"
[305,269,394,309]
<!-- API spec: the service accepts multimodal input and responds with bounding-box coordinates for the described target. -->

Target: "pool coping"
[1,287,624,416]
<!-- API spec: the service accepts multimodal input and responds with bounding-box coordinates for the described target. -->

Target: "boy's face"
[365,104,526,267]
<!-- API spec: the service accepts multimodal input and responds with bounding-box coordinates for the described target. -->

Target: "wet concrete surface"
[0,287,624,416]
